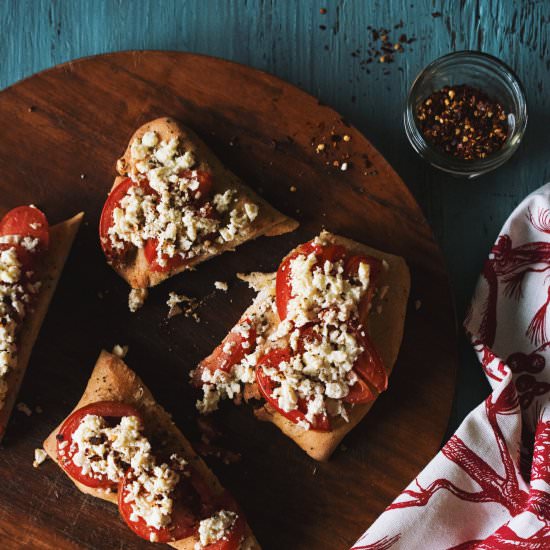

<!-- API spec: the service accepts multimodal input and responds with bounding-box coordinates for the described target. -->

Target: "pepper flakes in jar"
[416,84,509,161]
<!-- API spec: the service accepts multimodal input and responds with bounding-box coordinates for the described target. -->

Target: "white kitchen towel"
[352,183,550,549]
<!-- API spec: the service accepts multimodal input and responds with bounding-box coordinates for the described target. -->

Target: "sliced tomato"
[344,254,382,281]
[0,205,49,248]
[0,205,50,270]
[56,401,143,489]
[295,323,376,404]
[118,463,219,544]
[344,375,375,404]
[256,348,331,432]
[118,471,201,543]
[179,170,213,203]
[345,254,383,323]
[353,330,388,394]
[192,321,257,386]
[276,241,321,321]
[204,514,246,550]
[143,239,188,272]
[276,241,348,321]
[99,177,135,259]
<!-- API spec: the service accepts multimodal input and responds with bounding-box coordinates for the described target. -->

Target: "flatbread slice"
[44,351,260,550]
[101,117,298,291]
[0,212,83,441]
[194,231,410,461]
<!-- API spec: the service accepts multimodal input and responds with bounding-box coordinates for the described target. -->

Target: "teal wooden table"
[1,0,548,451]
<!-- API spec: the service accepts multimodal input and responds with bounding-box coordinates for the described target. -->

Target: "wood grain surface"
[0,52,456,549]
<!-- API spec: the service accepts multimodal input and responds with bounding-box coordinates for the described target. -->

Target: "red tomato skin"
[143,238,188,272]
[256,348,331,432]
[99,177,135,259]
[117,464,226,544]
[0,206,50,271]
[352,330,388,394]
[56,401,143,489]
[193,321,257,387]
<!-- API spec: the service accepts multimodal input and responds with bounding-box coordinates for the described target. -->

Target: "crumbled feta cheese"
[109,131,259,266]
[198,510,238,546]
[129,288,148,312]
[33,448,48,468]
[214,281,228,292]
[0,247,21,284]
[251,236,377,427]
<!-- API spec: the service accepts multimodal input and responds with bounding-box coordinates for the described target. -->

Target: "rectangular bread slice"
[43,351,260,550]
[199,231,410,461]
[0,212,83,441]
[106,117,298,290]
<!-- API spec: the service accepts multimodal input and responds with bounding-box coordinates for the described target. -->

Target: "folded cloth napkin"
[352,183,550,549]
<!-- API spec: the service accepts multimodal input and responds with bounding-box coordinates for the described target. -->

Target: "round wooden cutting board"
[0,52,457,550]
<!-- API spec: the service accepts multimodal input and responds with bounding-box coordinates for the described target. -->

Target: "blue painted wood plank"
[1,0,549,433]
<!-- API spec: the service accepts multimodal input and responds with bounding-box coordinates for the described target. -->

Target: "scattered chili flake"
[416,84,509,160]
[432,11,442,18]
[320,8,327,14]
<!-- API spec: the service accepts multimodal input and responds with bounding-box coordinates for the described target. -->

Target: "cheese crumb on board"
[33,448,48,468]
[128,288,148,312]
[214,281,228,292]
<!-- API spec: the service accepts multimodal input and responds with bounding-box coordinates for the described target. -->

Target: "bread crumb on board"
[33,448,48,468]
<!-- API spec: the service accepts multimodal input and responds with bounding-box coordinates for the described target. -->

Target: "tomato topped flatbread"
[100,117,297,310]
[0,207,82,442]
[192,231,410,461]
[44,351,261,549]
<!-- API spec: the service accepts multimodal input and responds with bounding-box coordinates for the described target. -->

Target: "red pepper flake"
[320,8,327,14]
[416,84,509,160]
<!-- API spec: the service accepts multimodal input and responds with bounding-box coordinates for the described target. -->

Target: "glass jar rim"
[404,51,528,178]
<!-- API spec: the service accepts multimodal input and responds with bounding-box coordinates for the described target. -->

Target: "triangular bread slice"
[44,351,261,550]
[198,231,410,461]
[106,117,298,289]
[0,212,83,441]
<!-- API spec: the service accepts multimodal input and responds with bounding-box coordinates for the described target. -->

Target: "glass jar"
[404,51,528,178]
